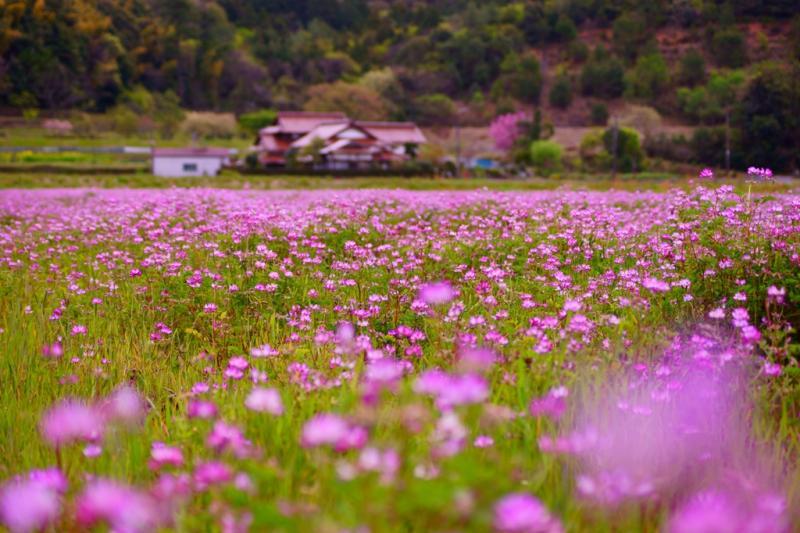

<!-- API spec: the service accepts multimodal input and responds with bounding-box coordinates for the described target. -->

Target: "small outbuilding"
[151,147,232,177]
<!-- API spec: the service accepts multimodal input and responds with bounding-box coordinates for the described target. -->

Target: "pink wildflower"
[493,493,563,533]
[244,387,283,415]
[418,281,456,305]
[40,399,104,447]
[149,442,184,470]
[0,478,61,533]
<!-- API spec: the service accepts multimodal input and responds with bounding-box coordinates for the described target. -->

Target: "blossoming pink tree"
[489,112,529,152]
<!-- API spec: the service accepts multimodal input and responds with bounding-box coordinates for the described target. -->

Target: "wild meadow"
[0,176,798,532]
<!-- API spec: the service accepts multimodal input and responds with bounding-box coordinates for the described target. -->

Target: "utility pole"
[725,108,731,172]
[454,120,461,178]
[611,117,619,180]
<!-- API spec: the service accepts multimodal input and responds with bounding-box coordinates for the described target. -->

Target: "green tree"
[739,63,800,172]
[305,82,390,120]
[603,126,644,173]
[411,94,456,126]
[553,15,577,42]
[590,103,609,126]
[549,75,573,109]
[529,140,563,175]
[612,13,649,63]
[238,109,278,136]
[711,28,748,68]
[581,48,626,99]
[627,52,669,101]
[494,53,543,104]
[679,49,707,87]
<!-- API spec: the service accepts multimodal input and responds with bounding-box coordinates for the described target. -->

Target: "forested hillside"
[3,0,800,169]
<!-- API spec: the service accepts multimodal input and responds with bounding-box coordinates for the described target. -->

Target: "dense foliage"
[3,0,800,170]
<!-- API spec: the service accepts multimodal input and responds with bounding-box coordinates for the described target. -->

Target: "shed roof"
[152,147,232,158]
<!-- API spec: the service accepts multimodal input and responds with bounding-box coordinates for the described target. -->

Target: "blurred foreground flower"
[493,493,563,533]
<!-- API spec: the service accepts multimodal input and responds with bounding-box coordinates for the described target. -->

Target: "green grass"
[0,126,254,150]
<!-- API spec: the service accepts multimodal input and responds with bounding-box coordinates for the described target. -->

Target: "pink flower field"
[0,185,798,532]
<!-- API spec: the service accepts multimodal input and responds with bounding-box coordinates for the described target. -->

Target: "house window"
[183,162,198,172]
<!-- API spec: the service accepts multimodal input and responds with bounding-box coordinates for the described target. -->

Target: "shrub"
[579,129,610,171]
[612,13,648,63]
[411,93,456,126]
[617,105,662,139]
[110,106,140,137]
[679,49,707,87]
[553,15,577,42]
[549,75,573,109]
[70,112,99,137]
[495,53,543,104]
[529,140,563,175]
[691,126,727,167]
[180,112,238,139]
[677,86,713,123]
[627,52,669,101]
[677,71,744,125]
[711,28,748,68]
[602,126,644,172]
[567,40,589,63]
[590,103,609,126]
[644,133,693,163]
[305,81,391,120]
[580,48,626,99]
[244,152,260,170]
[238,110,277,136]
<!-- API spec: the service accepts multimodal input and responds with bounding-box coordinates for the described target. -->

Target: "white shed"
[151,147,232,177]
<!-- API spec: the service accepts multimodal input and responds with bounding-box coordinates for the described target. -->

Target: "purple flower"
[529,387,569,420]
[83,444,102,458]
[458,346,497,372]
[187,399,218,419]
[76,479,162,533]
[41,342,63,359]
[26,469,67,494]
[699,168,714,180]
[493,493,563,533]
[358,447,401,483]
[40,399,104,447]
[669,488,788,533]
[149,442,184,470]
[669,490,739,533]
[0,479,61,533]
[103,385,146,426]
[763,361,782,376]
[206,421,251,458]
[741,325,761,344]
[767,286,785,304]
[244,387,283,415]
[747,166,773,182]
[474,435,495,448]
[302,414,348,447]
[643,277,669,293]
[418,281,456,305]
[301,414,366,451]
[193,462,232,491]
[414,370,489,409]
[250,343,279,358]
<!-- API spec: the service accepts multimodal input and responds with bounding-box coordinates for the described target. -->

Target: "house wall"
[152,157,225,177]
